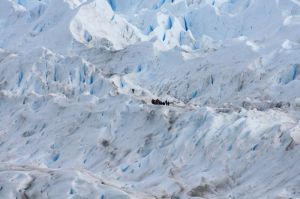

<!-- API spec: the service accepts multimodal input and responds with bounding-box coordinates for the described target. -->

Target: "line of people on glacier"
[131,88,171,106]
[151,99,170,106]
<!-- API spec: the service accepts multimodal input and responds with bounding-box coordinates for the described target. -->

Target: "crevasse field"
[0,0,300,198]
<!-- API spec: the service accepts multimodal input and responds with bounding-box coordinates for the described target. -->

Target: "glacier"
[0,0,300,198]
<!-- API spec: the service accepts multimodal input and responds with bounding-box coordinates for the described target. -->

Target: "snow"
[290,124,300,144]
[0,0,300,198]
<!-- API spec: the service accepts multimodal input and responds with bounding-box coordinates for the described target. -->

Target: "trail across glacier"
[110,72,187,108]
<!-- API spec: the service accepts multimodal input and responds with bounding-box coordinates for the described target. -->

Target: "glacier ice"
[0,0,300,198]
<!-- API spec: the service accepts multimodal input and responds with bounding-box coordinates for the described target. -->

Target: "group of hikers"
[151,99,170,106]
[130,88,170,106]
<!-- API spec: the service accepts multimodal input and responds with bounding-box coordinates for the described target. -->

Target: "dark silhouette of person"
[156,99,160,104]
[131,89,135,93]
[151,99,155,104]
[151,98,171,106]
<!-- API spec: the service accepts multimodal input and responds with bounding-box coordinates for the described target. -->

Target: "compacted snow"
[0,0,300,198]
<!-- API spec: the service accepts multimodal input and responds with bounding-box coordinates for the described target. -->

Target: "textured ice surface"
[0,0,300,198]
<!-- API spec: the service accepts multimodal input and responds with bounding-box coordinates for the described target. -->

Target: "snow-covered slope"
[0,0,300,198]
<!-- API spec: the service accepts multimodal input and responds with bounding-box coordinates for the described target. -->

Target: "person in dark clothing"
[151,99,156,104]
[156,99,160,104]
[151,98,171,106]
[131,89,135,93]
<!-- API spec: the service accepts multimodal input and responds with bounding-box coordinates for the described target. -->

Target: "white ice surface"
[0,0,300,198]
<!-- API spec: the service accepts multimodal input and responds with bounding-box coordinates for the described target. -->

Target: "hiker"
[159,100,163,105]
[131,88,135,93]
[156,99,160,104]
[151,98,171,106]
[151,99,156,104]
